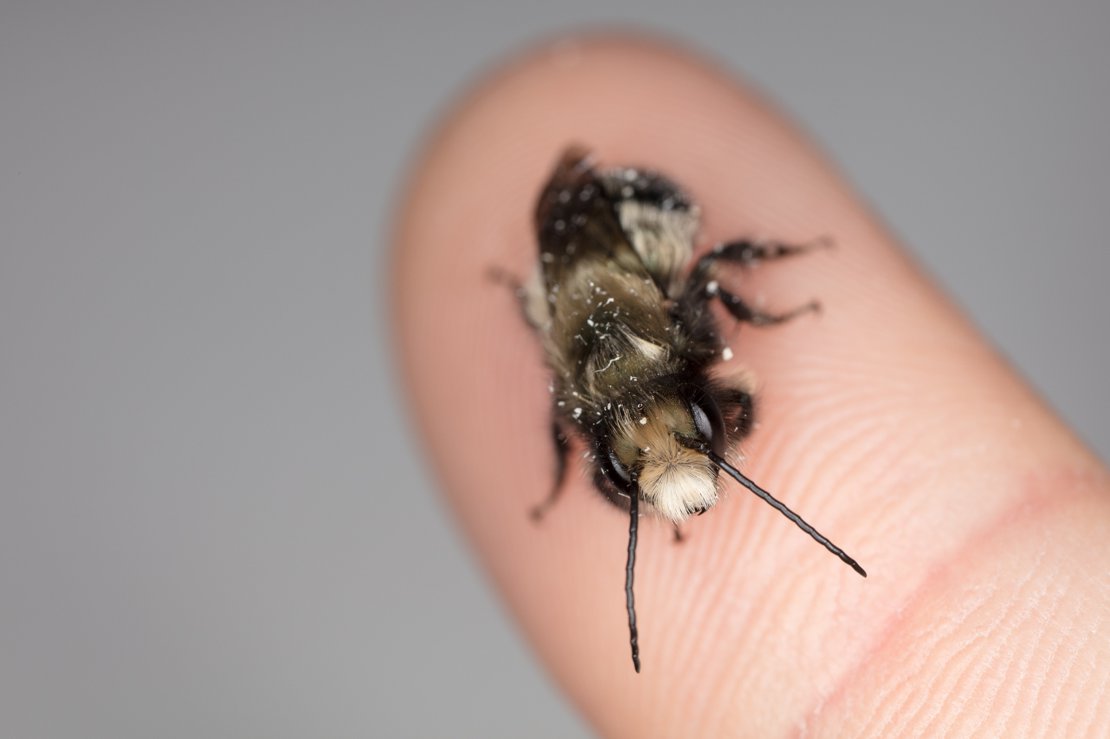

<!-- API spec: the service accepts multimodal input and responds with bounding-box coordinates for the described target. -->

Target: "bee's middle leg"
[713,286,820,327]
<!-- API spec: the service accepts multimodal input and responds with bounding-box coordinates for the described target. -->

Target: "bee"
[503,146,866,673]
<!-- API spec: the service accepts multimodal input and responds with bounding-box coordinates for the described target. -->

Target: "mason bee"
[505,146,866,673]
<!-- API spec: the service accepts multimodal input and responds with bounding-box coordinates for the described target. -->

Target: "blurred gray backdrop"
[1,2,1107,737]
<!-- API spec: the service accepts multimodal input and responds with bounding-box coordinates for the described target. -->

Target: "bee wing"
[535,147,647,291]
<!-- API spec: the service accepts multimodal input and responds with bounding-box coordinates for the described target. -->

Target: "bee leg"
[714,286,820,327]
[488,266,547,332]
[719,387,755,440]
[672,524,685,543]
[695,236,831,274]
[530,421,571,522]
[487,265,523,291]
[592,468,635,512]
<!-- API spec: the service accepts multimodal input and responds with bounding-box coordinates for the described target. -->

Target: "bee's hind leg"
[488,266,547,333]
[694,236,831,275]
[487,266,531,325]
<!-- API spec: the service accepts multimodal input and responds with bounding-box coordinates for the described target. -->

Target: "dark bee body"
[516,146,865,672]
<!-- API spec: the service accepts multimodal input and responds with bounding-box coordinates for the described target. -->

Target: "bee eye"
[691,401,714,441]
[599,445,634,491]
[688,394,726,454]
[608,449,631,483]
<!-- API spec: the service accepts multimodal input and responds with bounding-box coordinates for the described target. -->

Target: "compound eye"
[608,449,631,483]
[689,394,726,454]
[691,402,714,441]
[599,446,634,491]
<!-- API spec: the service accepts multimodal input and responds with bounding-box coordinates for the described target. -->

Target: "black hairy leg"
[672,524,685,543]
[713,285,820,327]
[486,265,523,292]
[487,266,543,332]
[592,467,636,512]
[717,386,755,440]
[530,421,571,521]
[692,236,831,278]
[676,236,826,330]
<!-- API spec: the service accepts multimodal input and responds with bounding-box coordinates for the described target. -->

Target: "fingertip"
[392,34,883,734]
[390,31,1101,737]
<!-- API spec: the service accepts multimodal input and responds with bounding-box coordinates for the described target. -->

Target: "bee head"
[598,383,732,523]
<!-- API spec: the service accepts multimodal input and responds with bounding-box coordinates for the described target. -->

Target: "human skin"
[392,35,1110,738]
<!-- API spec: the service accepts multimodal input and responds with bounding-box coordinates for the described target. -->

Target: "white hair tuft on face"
[639,460,718,523]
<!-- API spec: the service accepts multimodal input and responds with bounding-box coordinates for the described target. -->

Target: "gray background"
[2,2,1107,737]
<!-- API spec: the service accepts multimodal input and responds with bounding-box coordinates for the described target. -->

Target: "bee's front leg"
[530,420,571,522]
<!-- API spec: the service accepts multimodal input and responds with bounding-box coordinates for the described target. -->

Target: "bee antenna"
[677,437,867,577]
[626,478,642,673]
